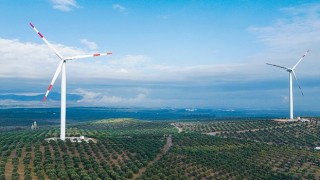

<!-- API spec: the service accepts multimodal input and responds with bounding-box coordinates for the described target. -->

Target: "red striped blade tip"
[107,52,112,55]
[38,32,44,38]
[42,96,47,102]
[93,54,100,56]
[29,22,34,28]
[48,84,53,91]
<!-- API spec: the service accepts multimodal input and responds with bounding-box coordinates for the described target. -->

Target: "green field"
[1,118,320,179]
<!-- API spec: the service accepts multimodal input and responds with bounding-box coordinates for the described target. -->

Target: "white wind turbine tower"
[266,50,309,120]
[30,22,112,140]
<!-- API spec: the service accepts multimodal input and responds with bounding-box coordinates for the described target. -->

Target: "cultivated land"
[1,118,320,179]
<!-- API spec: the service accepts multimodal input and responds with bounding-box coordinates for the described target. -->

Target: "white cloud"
[80,39,98,50]
[0,38,86,79]
[0,38,288,84]
[112,4,126,12]
[0,92,43,96]
[66,54,152,81]
[249,3,320,49]
[118,68,129,73]
[73,88,147,106]
[109,54,150,69]
[49,0,79,12]
[0,38,157,82]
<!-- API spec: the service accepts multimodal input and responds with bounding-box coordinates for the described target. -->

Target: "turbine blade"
[292,50,310,70]
[43,61,63,102]
[266,63,289,70]
[65,52,112,60]
[29,22,64,60]
[292,71,304,96]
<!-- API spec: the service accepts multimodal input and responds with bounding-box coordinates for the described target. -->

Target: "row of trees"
[177,120,279,133]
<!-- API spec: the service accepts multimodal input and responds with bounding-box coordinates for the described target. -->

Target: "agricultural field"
[0,118,320,179]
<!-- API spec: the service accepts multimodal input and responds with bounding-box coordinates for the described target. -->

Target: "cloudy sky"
[0,0,320,112]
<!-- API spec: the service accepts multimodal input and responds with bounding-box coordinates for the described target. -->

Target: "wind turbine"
[30,22,112,140]
[266,50,309,120]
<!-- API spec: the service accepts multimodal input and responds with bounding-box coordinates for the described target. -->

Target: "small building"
[314,147,320,150]
[31,121,38,130]
[300,118,310,122]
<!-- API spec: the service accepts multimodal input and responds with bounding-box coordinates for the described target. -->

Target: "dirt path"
[17,147,26,180]
[171,123,183,133]
[132,135,173,179]
[5,149,16,180]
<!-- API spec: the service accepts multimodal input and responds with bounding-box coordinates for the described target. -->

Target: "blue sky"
[0,0,320,113]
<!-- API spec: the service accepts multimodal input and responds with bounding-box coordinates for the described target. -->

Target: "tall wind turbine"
[266,50,309,119]
[30,22,112,140]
